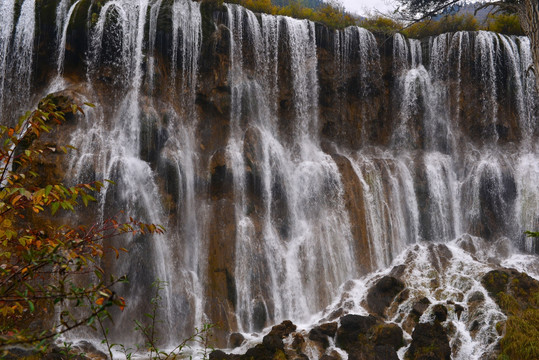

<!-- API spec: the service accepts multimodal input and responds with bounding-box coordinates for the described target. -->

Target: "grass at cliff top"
[221,0,525,37]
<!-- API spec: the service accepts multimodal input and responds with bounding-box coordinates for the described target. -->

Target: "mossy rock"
[481,268,539,360]
[404,322,450,360]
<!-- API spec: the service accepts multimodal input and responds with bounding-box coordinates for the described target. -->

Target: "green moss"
[272,349,286,360]
[482,270,539,360]
[498,308,539,360]
[498,292,521,315]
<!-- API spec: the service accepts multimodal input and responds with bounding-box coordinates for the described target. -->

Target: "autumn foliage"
[0,96,164,351]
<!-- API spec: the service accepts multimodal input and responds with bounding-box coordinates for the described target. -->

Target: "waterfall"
[147,0,164,92]
[347,153,419,268]
[0,0,35,124]
[56,0,82,76]
[1,1,538,357]
[0,0,16,121]
[475,31,500,141]
[224,5,358,331]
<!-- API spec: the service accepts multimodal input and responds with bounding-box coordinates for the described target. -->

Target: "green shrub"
[403,14,479,38]
[360,16,403,35]
[227,0,360,29]
[486,13,524,36]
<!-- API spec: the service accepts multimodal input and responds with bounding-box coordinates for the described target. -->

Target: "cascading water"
[0,0,16,121]
[0,0,35,124]
[224,5,357,332]
[56,0,82,77]
[1,1,538,358]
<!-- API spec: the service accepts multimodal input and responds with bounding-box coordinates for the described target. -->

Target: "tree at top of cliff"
[395,0,539,89]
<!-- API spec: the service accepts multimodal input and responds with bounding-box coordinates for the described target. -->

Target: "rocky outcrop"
[336,314,403,360]
[366,276,405,317]
[405,322,451,360]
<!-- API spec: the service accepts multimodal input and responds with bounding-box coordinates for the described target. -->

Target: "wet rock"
[336,315,402,360]
[209,350,231,360]
[309,322,338,349]
[252,300,268,332]
[405,322,451,360]
[374,345,399,360]
[261,320,297,351]
[209,149,234,200]
[372,323,404,349]
[390,264,406,278]
[482,268,539,305]
[454,304,465,320]
[468,291,485,303]
[243,344,276,360]
[411,297,431,318]
[339,314,378,334]
[336,314,377,352]
[402,313,418,335]
[291,332,305,350]
[262,333,284,351]
[327,350,343,360]
[319,322,338,336]
[320,355,339,360]
[366,276,405,316]
[229,332,245,348]
[327,308,344,321]
[269,320,298,339]
[432,304,448,322]
[332,154,373,274]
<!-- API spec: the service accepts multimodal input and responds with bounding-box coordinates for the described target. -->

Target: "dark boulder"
[336,315,403,360]
[309,322,338,348]
[454,304,464,319]
[405,322,451,360]
[432,304,448,322]
[261,320,298,351]
[339,314,377,336]
[320,355,339,360]
[467,291,485,303]
[372,323,404,349]
[269,320,297,338]
[411,297,431,318]
[229,332,245,348]
[374,345,400,360]
[243,344,276,360]
[209,350,231,360]
[366,276,405,316]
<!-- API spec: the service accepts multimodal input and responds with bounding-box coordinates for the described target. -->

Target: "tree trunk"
[518,0,539,91]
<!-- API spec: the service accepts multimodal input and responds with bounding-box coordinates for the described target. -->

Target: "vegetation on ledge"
[224,0,360,29]
[482,269,539,360]
[215,0,525,37]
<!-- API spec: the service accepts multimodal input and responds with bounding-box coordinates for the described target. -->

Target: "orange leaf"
[95,297,104,306]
